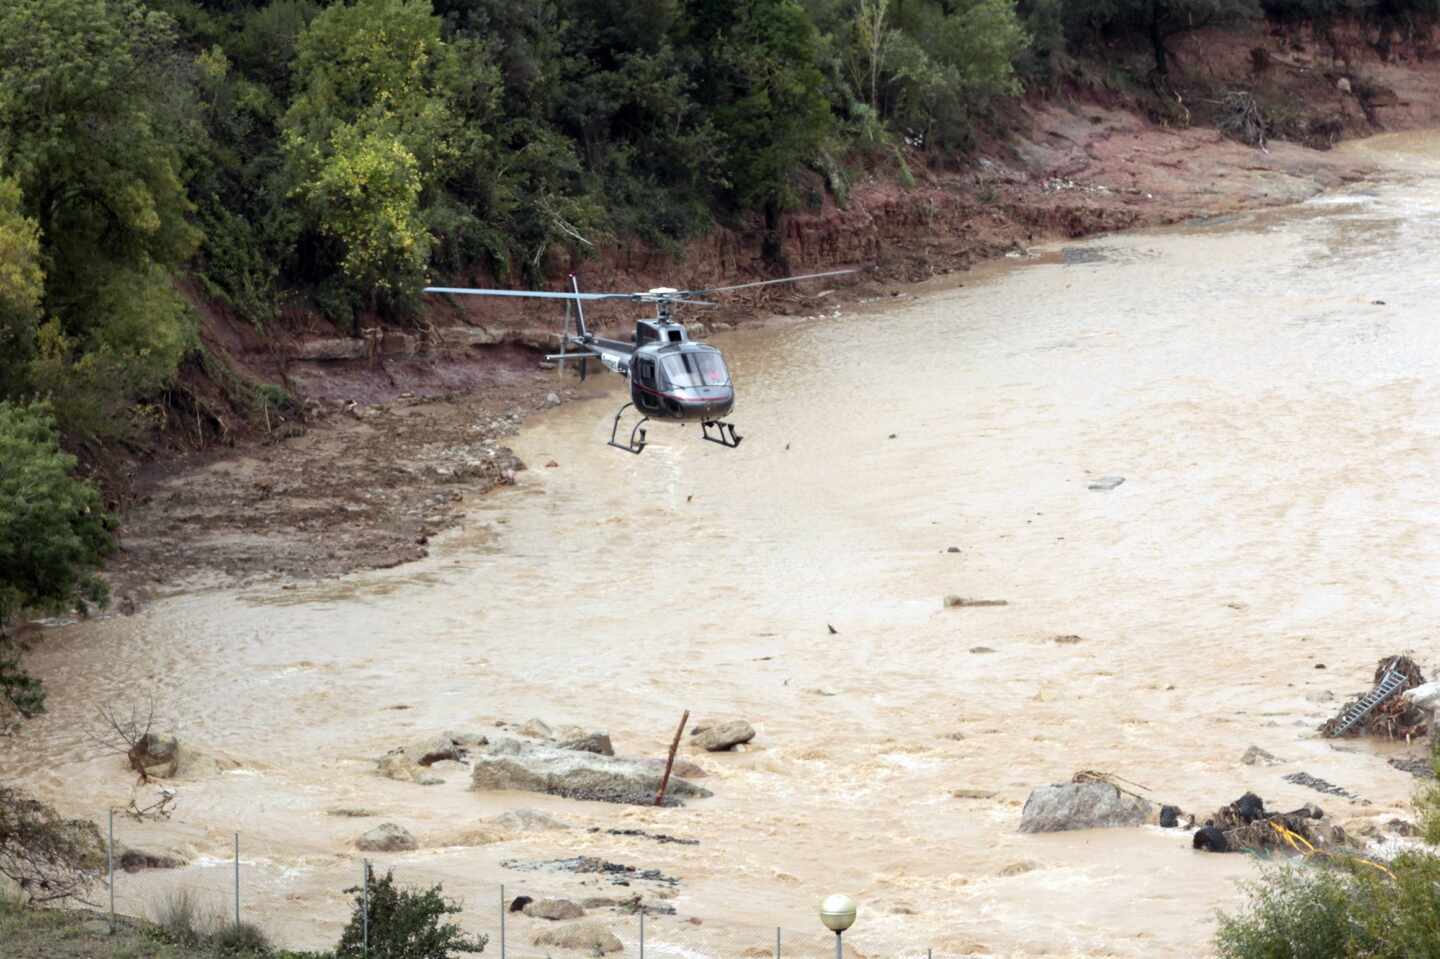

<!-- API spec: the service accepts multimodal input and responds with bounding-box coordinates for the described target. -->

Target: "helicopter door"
[633,357,662,412]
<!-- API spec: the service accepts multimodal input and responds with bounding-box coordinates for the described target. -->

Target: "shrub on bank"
[1215,852,1440,958]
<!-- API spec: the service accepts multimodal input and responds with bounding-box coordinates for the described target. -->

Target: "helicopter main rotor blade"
[682,268,856,298]
[424,286,637,301]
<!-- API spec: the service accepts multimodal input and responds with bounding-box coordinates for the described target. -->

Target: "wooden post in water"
[654,709,690,806]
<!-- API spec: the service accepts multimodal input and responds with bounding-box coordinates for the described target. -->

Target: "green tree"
[0,0,201,436]
[0,402,113,719]
[285,0,504,313]
[293,127,430,307]
[0,174,42,398]
[337,870,487,959]
[686,0,834,262]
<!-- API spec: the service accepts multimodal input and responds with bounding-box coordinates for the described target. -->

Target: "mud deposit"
[8,133,1440,957]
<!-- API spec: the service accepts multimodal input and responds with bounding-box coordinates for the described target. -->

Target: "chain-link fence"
[98,808,951,959]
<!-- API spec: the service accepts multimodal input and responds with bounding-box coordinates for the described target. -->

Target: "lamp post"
[819,894,857,959]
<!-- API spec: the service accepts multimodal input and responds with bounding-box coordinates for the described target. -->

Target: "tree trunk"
[762,195,787,267]
[1149,0,1169,77]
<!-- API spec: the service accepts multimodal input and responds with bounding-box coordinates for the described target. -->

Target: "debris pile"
[1192,792,1348,856]
[1319,656,1428,739]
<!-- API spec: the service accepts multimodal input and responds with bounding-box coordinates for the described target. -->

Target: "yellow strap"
[1268,821,1316,854]
[1355,858,1397,881]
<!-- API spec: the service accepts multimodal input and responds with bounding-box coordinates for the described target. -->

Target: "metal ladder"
[1327,667,1408,736]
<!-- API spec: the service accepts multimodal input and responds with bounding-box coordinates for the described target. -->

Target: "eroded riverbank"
[8,133,1440,958]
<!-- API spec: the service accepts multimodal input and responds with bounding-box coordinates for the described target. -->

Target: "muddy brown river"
[9,133,1440,957]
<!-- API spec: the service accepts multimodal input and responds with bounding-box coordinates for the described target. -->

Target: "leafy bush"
[336,870,486,959]
[0,401,113,718]
[1216,852,1440,959]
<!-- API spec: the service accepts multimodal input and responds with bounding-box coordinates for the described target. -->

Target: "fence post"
[355,858,362,956]
[775,927,780,959]
[500,883,506,959]
[639,909,645,959]
[107,809,115,933]
[234,833,240,927]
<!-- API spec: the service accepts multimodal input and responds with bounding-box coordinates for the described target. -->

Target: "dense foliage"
[0,402,113,719]
[0,1,1436,699]
[3,0,1035,354]
[1,0,1436,415]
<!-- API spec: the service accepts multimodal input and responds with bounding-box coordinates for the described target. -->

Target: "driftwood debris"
[654,709,690,807]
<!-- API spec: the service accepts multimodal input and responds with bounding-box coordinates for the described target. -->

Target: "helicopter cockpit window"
[663,352,729,389]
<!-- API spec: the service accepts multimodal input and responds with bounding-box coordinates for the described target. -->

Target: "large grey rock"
[691,720,755,752]
[1018,782,1155,833]
[471,739,711,806]
[356,823,419,852]
[524,898,585,920]
[554,728,615,756]
[638,757,708,779]
[533,921,624,954]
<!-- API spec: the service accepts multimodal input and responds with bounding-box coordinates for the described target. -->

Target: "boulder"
[517,718,554,740]
[418,732,487,766]
[377,749,444,785]
[129,734,179,778]
[691,720,755,752]
[356,823,419,852]
[1018,782,1156,833]
[532,921,624,954]
[1240,745,1283,766]
[638,757,708,779]
[471,739,711,806]
[118,847,187,872]
[524,898,585,921]
[555,730,615,756]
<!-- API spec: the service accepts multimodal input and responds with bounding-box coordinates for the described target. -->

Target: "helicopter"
[423,269,853,454]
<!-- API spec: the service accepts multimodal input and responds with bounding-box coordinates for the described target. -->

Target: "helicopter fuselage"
[626,339,734,423]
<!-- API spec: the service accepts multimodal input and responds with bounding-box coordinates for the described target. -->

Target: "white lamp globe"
[820,894,857,933]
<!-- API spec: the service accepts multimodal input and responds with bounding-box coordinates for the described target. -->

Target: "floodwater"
[9,133,1440,957]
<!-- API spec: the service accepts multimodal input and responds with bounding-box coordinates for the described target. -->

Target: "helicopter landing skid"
[607,403,648,454]
[701,420,743,449]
